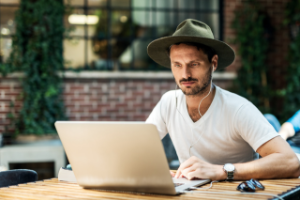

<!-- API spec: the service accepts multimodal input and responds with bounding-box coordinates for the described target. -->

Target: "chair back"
[0,169,38,187]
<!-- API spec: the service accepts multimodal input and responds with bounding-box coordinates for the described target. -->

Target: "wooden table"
[0,178,300,200]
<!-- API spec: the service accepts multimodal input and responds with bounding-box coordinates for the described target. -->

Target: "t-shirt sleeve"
[234,104,279,152]
[145,97,168,139]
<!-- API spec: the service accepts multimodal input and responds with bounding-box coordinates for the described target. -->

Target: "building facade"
[0,0,290,134]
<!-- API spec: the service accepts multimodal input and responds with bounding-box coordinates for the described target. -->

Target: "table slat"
[0,178,299,200]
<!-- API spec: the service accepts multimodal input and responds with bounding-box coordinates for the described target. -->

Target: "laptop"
[55,121,210,195]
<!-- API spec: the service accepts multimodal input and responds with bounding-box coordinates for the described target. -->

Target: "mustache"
[180,77,198,83]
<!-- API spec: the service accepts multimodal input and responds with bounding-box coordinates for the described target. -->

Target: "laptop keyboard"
[174,183,184,187]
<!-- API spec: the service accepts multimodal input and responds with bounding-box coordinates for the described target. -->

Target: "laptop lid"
[55,121,177,195]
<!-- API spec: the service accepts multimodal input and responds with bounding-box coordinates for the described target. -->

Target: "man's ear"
[212,55,218,71]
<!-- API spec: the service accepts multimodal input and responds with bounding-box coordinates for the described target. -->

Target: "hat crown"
[147,19,235,69]
[172,19,214,39]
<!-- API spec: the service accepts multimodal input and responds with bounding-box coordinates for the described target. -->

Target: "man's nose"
[182,66,191,79]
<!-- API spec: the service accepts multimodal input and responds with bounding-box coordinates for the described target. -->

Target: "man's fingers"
[180,156,197,170]
[170,171,175,177]
[175,157,197,178]
[181,164,198,178]
[185,169,201,180]
[175,165,184,178]
[175,168,181,178]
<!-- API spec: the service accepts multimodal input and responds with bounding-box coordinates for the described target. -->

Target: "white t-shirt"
[146,85,279,165]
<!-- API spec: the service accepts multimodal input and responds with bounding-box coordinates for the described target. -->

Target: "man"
[146,19,300,181]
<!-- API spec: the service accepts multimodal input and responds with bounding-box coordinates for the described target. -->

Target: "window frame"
[0,0,224,71]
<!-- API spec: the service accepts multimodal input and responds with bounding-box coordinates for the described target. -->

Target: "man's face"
[170,43,214,96]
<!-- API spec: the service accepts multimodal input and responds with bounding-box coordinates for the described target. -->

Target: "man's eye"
[192,63,199,66]
[174,64,180,67]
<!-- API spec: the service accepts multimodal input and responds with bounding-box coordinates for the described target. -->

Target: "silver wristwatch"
[223,163,235,181]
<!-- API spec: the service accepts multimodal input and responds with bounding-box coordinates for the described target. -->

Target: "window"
[0,0,223,71]
[0,0,19,64]
[64,0,222,71]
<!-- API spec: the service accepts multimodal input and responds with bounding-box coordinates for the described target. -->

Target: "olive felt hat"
[147,19,235,69]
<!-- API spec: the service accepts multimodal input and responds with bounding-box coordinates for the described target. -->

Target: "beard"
[178,68,212,96]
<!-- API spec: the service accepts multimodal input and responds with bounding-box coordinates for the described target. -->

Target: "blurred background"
[0,0,299,180]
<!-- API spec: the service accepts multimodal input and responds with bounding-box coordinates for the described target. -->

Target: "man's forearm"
[220,136,300,180]
[231,152,300,180]
[176,137,300,181]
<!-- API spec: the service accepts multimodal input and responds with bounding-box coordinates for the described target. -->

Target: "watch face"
[224,163,235,172]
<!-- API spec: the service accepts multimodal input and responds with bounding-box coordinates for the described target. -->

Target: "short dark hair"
[168,42,217,63]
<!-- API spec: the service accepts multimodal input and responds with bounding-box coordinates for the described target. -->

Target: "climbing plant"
[0,0,68,135]
[231,0,273,114]
[282,0,300,120]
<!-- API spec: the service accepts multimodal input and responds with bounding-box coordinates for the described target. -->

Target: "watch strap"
[227,171,234,180]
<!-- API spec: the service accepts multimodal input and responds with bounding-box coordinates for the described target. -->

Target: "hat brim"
[147,36,235,70]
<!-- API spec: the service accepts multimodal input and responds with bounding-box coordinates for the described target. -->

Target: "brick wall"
[63,79,170,121]
[0,77,232,134]
[0,78,22,134]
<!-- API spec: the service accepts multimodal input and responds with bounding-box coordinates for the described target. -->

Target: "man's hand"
[175,156,225,180]
[170,170,175,177]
